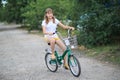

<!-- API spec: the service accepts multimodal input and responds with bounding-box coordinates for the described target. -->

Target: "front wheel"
[68,55,81,77]
[45,53,58,72]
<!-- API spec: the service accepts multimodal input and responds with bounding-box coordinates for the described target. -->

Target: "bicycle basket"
[63,35,78,49]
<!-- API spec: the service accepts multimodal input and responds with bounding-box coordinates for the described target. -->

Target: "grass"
[85,44,120,65]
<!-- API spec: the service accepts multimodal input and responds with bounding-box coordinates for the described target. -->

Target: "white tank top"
[41,18,60,33]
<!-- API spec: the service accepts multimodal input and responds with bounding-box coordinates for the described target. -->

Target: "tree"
[21,0,74,31]
[0,0,32,23]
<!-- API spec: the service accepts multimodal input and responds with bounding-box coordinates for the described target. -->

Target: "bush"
[21,1,42,31]
[77,1,120,47]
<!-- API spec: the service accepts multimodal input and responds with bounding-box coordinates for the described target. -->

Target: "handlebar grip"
[67,29,72,37]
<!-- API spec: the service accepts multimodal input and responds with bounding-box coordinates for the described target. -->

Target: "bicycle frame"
[54,46,72,65]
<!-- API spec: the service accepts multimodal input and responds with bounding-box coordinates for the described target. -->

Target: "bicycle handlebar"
[67,29,72,38]
[55,29,73,41]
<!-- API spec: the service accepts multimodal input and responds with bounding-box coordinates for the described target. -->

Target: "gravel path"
[0,23,120,80]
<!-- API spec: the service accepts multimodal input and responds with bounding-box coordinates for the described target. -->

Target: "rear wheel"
[68,55,81,77]
[45,53,58,72]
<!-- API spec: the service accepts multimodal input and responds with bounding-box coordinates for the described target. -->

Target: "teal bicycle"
[45,29,81,77]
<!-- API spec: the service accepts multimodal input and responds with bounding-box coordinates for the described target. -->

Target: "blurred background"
[0,0,120,64]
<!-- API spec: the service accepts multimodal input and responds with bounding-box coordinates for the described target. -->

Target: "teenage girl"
[42,8,74,69]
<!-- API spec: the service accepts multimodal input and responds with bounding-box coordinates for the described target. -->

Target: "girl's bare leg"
[49,38,56,59]
[56,39,69,69]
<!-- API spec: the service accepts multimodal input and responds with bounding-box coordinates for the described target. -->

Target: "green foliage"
[0,0,30,23]
[77,0,120,46]
[21,1,39,31]
[21,0,74,31]
[0,7,6,21]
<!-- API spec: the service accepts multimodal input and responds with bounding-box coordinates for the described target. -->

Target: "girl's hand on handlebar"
[68,27,75,30]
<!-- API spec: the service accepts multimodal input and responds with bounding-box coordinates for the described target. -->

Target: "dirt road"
[0,23,120,80]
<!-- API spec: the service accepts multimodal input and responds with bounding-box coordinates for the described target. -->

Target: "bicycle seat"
[48,43,50,45]
[47,42,57,46]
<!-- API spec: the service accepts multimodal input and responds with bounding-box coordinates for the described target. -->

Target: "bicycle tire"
[45,53,58,72]
[68,55,81,77]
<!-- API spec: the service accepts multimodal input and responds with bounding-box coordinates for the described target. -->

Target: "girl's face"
[46,11,53,19]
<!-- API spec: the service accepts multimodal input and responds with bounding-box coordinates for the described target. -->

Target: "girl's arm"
[58,22,74,30]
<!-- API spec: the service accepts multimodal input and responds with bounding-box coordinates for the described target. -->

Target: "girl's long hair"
[44,8,55,24]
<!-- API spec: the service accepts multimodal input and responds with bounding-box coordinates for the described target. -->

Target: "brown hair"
[44,8,55,24]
